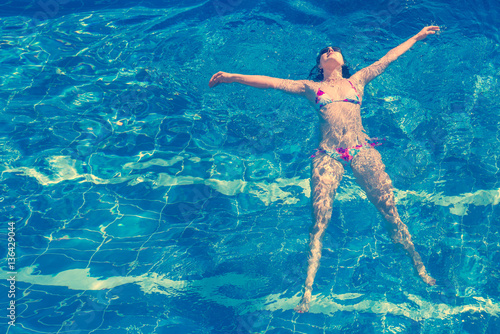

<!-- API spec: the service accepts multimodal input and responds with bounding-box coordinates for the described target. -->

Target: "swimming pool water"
[1,0,499,333]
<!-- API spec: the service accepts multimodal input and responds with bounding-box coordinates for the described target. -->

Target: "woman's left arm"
[351,26,440,86]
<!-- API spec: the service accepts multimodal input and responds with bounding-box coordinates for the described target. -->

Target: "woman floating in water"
[209,26,439,313]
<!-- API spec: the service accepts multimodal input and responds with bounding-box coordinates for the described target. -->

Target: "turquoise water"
[1,0,499,333]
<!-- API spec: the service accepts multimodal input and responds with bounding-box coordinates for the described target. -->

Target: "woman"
[209,26,439,313]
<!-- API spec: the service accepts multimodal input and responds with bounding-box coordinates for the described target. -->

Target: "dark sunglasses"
[319,46,342,56]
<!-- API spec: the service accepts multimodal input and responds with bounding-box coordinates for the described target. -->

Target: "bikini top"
[315,80,361,109]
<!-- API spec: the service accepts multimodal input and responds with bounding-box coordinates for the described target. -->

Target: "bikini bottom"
[311,140,384,165]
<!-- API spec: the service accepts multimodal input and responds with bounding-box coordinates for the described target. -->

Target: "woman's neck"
[322,69,343,84]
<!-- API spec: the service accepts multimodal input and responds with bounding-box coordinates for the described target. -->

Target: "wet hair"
[308,47,351,81]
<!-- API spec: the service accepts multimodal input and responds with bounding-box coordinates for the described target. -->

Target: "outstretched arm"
[352,26,440,86]
[209,71,309,97]
[209,72,280,89]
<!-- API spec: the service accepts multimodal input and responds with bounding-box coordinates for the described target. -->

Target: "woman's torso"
[303,79,370,150]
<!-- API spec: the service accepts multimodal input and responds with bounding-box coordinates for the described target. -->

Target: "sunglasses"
[319,46,342,56]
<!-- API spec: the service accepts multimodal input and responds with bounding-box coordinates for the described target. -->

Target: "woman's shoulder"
[346,75,364,89]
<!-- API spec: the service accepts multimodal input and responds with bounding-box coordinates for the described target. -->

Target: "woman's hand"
[414,26,440,41]
[208,71,234,88]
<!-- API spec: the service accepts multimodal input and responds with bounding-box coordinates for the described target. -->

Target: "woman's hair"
[308,47,351,81]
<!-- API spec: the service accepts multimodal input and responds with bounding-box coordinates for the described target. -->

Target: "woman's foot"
[294,290,311,313]
[294,299,310,313]
[419,268,436,286]
[415,262,436,286]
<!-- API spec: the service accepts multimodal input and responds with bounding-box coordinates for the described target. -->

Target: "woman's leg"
[295,154,344,313]
[351,148,436,285]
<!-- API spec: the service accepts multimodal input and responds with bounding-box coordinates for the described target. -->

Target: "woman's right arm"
[208,71,309,97]
[350,26,440,87]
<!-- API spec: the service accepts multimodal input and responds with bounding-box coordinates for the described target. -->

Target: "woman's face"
[318,46,344,69]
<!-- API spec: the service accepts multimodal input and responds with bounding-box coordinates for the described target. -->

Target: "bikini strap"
[347,80,361,103]
[347,80,357,93]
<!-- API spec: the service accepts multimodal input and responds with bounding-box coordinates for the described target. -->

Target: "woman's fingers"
[208,72,218,87]
[427,26,440,34]
[208,71,223,88]
[208,71,232,88]
[415,26,440,41]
